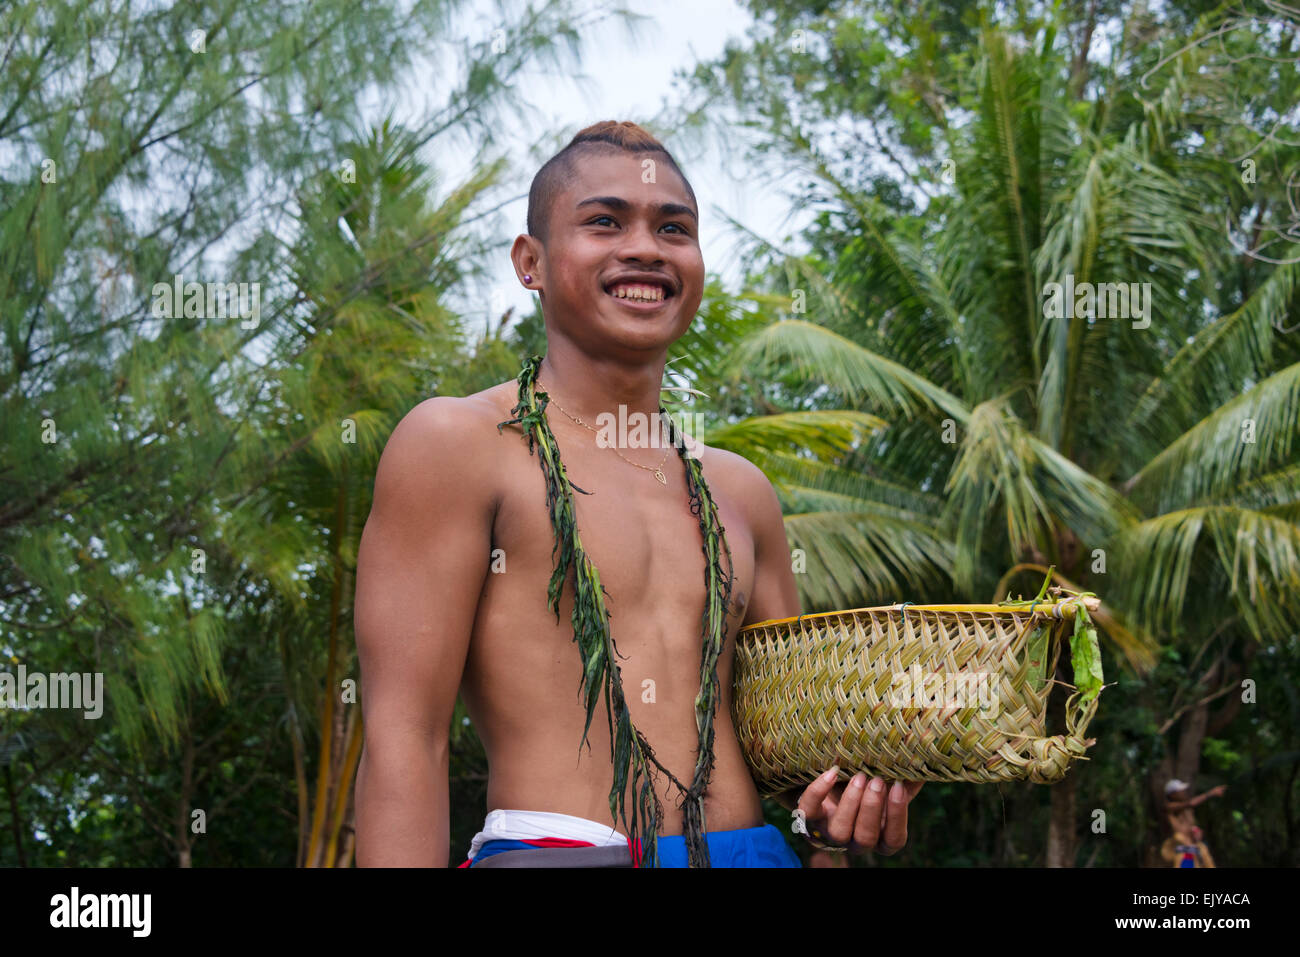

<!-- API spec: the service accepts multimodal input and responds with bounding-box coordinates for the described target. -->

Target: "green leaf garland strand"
[496,354,735,868]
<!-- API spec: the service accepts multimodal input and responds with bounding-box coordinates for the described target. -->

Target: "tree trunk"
[1176,699,1209,785]
[302,467,364,867]
[304,478,347,866]
[1045,657,1076,866]
[1069,0,1099,94]
[1046,772,1077,866]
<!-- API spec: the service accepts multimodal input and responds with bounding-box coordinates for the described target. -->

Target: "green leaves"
[705,409,888,461]
[726,317,970,422]
[1111,506,1300,643]
[1126,361,1300,514]
[1072,605,1104,704]
[1025,624,1051,693]
[943,397,1136,591]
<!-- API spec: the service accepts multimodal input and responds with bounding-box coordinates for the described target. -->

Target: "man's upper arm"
[355,396,495,748]
[733,457,802,808]
[737,458,802,627]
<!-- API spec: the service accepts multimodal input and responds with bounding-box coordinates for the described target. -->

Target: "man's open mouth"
[603,280,674,304]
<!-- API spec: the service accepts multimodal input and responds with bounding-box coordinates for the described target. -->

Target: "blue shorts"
[471,823,802,868]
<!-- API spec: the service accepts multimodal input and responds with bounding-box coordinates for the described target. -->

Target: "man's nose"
[616,220,664,261]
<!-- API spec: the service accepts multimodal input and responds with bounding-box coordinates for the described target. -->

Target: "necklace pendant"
[653,468,667,485]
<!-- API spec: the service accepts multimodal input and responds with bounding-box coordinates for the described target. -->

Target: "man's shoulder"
[696,443,773,494]
[393,382,520,448]
[693,443,779,525]
[375,382,521,501]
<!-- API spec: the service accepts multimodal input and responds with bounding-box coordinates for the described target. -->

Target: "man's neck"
[535,346,666,425]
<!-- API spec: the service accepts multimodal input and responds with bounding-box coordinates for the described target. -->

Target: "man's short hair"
[526,120,697,245]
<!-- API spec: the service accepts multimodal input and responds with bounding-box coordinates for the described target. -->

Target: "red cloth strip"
[459,835,600,868]
[519,837,598,849]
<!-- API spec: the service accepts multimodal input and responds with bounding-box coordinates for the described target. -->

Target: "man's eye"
[588,216,689,234]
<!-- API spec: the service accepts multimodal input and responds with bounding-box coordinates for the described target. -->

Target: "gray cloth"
[470,843,634,868]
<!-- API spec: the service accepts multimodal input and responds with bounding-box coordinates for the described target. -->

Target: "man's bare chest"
[488,426,755,631]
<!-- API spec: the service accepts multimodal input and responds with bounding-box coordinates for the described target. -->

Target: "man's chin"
[596,302,690,335]
[547,299,693,354]
[577,321,686,358]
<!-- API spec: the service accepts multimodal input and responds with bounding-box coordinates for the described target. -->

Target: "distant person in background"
[1160,779,1226,868]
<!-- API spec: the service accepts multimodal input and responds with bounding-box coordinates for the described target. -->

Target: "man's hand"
[794,767,923,856]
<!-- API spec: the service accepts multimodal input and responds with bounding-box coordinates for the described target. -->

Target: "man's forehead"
[560,153,696,215]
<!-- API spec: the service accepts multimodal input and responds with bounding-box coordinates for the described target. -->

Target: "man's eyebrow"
[575,196,698,222]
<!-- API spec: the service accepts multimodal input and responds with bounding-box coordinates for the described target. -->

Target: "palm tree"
[675,10,1300,865]
[241,116,516,867]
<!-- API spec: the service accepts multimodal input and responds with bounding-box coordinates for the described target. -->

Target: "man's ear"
[511,234,543,286]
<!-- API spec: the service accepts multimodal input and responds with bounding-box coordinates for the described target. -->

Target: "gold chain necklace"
[541,382,673,485]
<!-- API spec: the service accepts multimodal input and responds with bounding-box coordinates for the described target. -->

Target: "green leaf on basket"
[1026,624,1050,692]
[1071,605,1104,702]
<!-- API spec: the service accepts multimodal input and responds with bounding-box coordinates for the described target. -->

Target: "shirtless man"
[352,120,924,867]
[1161,779,1226,868]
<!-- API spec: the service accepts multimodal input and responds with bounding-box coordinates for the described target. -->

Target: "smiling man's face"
[518,150,704,360]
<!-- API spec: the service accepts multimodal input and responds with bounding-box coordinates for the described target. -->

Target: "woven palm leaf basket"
[732,590,1105,796]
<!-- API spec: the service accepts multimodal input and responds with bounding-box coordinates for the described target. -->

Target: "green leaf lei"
[496,354,735,868]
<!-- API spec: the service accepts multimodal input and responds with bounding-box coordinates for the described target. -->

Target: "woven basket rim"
[740,601,1066,633]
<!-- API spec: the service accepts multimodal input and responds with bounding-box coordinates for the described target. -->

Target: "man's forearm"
[354,737,449,866]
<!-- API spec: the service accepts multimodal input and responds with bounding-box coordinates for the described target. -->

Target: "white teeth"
[609,283,665,301]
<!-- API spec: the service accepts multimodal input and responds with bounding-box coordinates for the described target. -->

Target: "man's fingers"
[878,781,912,854]
[821,794,839,821]
[795,770,921,852]
[852,776,888,849]
[795,766,841,820]
[827,773,866,844]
